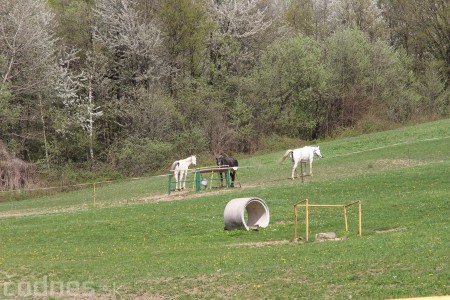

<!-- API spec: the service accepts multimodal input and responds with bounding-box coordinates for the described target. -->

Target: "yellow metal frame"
[293,199,362,241]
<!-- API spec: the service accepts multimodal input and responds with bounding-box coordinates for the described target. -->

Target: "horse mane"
[278,149,293,164]
[216,153,238,167]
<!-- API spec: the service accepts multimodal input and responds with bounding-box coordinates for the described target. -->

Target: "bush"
[114,138,173,176]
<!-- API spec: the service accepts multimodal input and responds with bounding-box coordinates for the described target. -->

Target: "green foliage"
[0,0,448,177]
[115,138,173,176]
[417,60,450,117]
[284,0,314,36]
[249,36,327,139]
[324,28,422,126]
[0,82,17,125]
[172,127,209,158]
[50,0,94,56]
[159,0,211,78]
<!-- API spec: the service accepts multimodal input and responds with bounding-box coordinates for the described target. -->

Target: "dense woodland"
[0,0,448,187]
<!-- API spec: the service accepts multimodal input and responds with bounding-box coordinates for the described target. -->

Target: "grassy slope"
[0,119,449,299]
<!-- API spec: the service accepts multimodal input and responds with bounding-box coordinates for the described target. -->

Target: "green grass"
[0,119,449,299]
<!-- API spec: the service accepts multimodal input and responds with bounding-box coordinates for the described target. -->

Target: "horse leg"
[309,161,313,176]
[292,162,298,179]
[230,171,235,187]
[181,171,187,189]
[219,172,224,187]
[174,171,179,190]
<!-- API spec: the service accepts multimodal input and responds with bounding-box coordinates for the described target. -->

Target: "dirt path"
[0,184,263,219]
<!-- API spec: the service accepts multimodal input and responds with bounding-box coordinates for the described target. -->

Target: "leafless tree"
[0,0,57,166]
[0,141,34,190]
[0,0,56,95]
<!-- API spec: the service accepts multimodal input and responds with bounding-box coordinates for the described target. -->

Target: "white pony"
[171,155,197,190]
[278,146,323,179]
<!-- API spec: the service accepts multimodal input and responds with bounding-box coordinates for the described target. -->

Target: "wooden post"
[305,198,309,242]
[344,206,348,231]
[358,200,362,236]
[195,169,200,192]
[93,183,96,208]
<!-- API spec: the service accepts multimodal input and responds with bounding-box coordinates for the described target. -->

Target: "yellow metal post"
[358,200,362,236]
[294,205,298,240]
[344,206,348,231]
[305,198,309,242]
[93,183,96,208]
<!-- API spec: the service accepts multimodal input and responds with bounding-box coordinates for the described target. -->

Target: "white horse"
[171,155,197,190]
[278,146,323,179]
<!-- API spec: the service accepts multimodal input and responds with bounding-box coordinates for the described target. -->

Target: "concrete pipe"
[224,197,270,230]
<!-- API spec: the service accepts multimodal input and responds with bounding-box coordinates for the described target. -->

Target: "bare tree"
[0,0,57,163]
[0,0,56,95]
[0,141,34,190]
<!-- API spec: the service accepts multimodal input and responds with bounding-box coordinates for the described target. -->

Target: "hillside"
[0,119,449,299]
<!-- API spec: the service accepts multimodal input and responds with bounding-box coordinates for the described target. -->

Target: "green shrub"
[116,138,173,176]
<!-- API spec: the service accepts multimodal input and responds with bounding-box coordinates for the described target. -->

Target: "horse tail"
[170,161,179,171]
[278,150,293,164]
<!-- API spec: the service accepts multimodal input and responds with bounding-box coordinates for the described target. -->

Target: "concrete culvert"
[224,197,270,231]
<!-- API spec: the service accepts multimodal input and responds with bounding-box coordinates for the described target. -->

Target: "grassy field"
[0,119,449,299]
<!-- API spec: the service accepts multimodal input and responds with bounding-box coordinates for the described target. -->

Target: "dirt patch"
[374,159,425,168]
[231,240,291,247]
[0,186,247,219]
[375,227,407,234]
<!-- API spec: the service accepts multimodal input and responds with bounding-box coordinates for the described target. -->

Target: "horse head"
[314,146,323,158]
[190,155,197,166]
[216,155,224,166]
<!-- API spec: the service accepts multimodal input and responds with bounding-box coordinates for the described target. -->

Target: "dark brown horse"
[216,155,238,187]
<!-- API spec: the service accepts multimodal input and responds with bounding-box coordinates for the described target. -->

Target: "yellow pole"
[93,183,96,208]
[305,198,309,242]
[344,206,348,231]
[358,200,362,236]
[294,205,298,241]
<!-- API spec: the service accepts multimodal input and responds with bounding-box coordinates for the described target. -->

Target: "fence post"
[294,205,298,240]
[168,173,172,195]
[195,169,201,192]
[344,206,348,231]
[305,198,309,241]
[358,200,362,236]
[93,183,96,208]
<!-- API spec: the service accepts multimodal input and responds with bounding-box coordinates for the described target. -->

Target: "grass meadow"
[0,119,449,299]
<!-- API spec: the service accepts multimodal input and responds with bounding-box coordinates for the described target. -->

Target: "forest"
[0,0,448,187]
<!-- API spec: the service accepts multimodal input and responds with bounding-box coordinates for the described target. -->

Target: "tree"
[325,28,421,126]
[333,0,386,41]
[159,0,210,92]
[51,49,105,165]
[93,0,168,159]
[206,0,273,77]
[379,0,449,80]
[49,0,95,61]
[284,0,315,36]
[207,0,272,39]
[0,0,57,160]
[248,36,328,139]
[0,140,34,190]
[93,0,165,90]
